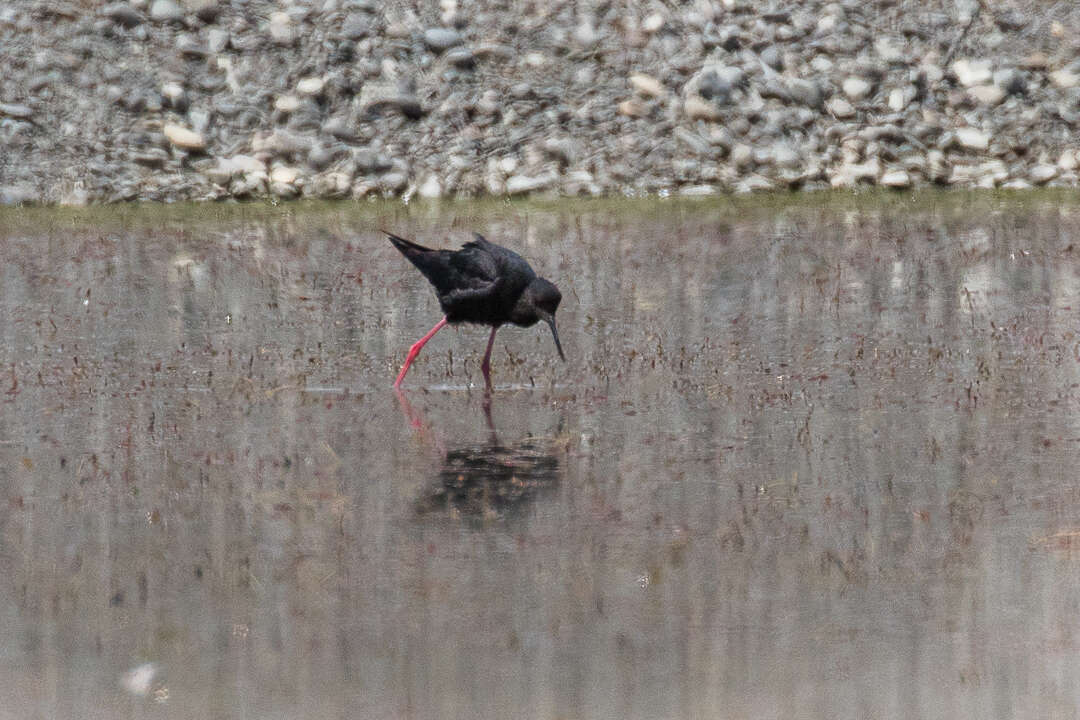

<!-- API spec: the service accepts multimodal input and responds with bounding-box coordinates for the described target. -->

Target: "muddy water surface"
[3,196,1080,719]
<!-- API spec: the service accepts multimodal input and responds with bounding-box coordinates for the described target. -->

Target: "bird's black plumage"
[387,233,538,322]
[387,232,564,388]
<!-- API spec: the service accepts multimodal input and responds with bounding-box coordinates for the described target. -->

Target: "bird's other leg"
[480,325,498,389]
[394,316,448,388]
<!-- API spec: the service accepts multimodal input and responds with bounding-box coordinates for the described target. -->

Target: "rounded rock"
[297,77,326,96]
[269,12,295,45]
[163,123,206,151]
[951,59,993,87]
[826,97,855,119]
[445,47,475,69]
[149,0,184,22]
[968,85,1004,106]
[1030,164,1059,185]
[275,95,300,113]
[642,12,665,33]
[684,96,722,122]
[424,27,462,52]
[760,46,783,71]
[955,127,990,151]
[629,73,665,98]
[103,3,145,27]
[842,77,872,101]
[207,28,229,54]
[993,68,1025,96]
[880,169,911,188]
[418,175,443,199]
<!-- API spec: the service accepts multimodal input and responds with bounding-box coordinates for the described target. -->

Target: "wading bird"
[387,232,564,388]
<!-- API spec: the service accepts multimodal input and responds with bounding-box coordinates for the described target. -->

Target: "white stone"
[735,175,774,193]
[887,88,908,112]
[161,81,185,103]
[1050,69,1080,89]
[496,156,518,174]
[927,149,949,182]
[1059,149,1078,171]
[875,37,905,64]
[642,12,665,33]
[617,99,647,118]
[951,58,993,87]
[629,73,665,98]
[684,96,721,121]
[573,22,598,47]
[826,96,855,118]
[418,175,443,199]
[769,144,800,169]
[1030,164,1059,184]
[204,154,265,183]
[274,95,300,112]
[505,171,557,195]
[842,77,872,101]
[678,184,718,196]
[830,157,880,187]
[968,84,1005,106]
[270,181,298,198]
[297,77,325,96]
[730,143,753,168]
[269,11,293,45]
[880,169,911,188]
[955,127,990,151]
[270,165,299,184]
[163,123,205,150]
[920,63,944,84]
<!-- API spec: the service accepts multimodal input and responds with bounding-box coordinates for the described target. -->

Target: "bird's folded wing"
[443,278,498,304]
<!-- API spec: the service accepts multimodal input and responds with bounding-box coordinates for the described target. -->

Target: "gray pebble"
[506,172,557,195]
[698,70,732,103]
[0,103,34,120]
[424,27,463,52]
[993,68,1025,96]
[148,0,184,23]
[207,28,229,54]
[176,34,207,58]
[307,144,341,171]
[102,3,144,27]
[445,47,475,69]
[342,14,371,40]
[379,171,408,194]
[353,148,392,174]
[760,46,783,71]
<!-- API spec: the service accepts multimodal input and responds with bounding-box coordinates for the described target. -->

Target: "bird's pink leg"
[480,326,498,388]
[394,316,448,388]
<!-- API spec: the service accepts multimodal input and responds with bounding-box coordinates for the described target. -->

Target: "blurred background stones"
[3,0,1080,203]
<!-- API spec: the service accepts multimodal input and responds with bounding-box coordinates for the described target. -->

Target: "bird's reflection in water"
[417,440,558,520]
[397,390,561,522]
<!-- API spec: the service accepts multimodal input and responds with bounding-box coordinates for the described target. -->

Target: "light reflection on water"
[2,198,1080,718]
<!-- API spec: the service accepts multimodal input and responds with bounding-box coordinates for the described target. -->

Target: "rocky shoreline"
[2,0,1080,205]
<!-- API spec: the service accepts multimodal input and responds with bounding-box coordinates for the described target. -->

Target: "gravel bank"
[2,0,1080,204]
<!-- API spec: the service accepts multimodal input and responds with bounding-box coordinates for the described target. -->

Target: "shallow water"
[3,195,1080,719]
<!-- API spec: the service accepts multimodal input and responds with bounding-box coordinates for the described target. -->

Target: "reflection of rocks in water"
[416,440,559,521]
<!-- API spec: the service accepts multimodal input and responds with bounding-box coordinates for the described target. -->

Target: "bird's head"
[519,277,564,361]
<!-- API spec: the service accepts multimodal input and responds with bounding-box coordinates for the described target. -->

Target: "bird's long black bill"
[546,317,565,361]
